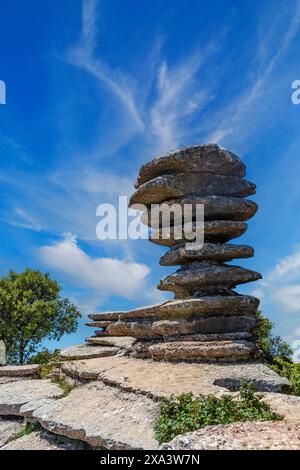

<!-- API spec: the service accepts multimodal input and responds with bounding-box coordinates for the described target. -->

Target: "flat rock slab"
[62,356,129,381]
[89,303,167,321]
[33,382,159,450]
[0,379,62,416]
[145,340,256,361]
[0,418,24,447]
[62,356,289,397]
[160,243,254,265]
[144,196,257,228]
[89,296,259,325]
[60,344,119,359]
[135,144,246,186]
[106,315,257,339]
[1,431,77,450]
[159,295,259,318]
[85,336,136,349]
[0,364,40,377]
[150,220,248,245]
[130,173,256,206]
[158,264,262,296]
[160,421,300,450]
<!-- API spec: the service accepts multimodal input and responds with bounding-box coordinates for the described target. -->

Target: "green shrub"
[27,348,61,365]
[154,382,282,444]
[255,311,300,395]
[270,356,300,396]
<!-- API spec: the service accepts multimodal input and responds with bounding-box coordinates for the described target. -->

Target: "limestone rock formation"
[86,144,262,362]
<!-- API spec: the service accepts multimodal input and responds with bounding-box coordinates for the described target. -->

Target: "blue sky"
[1,0,300,351]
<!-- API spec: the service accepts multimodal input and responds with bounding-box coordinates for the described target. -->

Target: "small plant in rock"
[8,422,42,443]
[154,381,283,444]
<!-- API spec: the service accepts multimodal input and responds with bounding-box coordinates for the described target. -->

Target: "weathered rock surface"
[0,364,40,377]
[143,195,257,227]
[105,315,257,339]
[152,315,257,336]
[85,320,114,328]
[1,431,77,450]
[160,243,254,265]
[130,173,256,206]
[135,144,246,186]
[160,421,300,450]
[33,382,159,450]
[150,220,248,245]
[158,264,262,296]
[89,303,167,321]
[60,344,118,359]
[0,341,5,366]
[62,356,289,396]
[106,321,155,338]
[262,393,300,422]
[0,418,24,447]
[145,340,257,362]
[89,295,259,324]
[0,379,62,416]
[85,336,136,349]
[158,295,259,318]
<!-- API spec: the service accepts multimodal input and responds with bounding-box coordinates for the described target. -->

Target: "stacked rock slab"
[86,144,262,362]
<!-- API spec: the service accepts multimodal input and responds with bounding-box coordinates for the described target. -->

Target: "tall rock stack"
[86,144,262,362]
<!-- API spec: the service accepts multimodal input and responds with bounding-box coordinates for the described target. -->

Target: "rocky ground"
[0,354,299,450]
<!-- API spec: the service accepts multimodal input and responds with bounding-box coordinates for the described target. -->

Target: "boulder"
[135,144,246,187]
[130,173,256,206]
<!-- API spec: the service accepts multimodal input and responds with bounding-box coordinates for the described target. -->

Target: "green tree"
[255,310,293,360]
[0,269,81,364]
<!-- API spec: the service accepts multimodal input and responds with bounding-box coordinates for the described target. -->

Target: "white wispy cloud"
[67,0,214,154]
[207,0,300,147]
[39,233,150,300]
[67,0,144,135]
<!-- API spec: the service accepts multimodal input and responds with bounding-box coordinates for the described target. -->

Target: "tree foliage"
[255,310,293,360]
[0,269,81,364]
[256,310,300,395]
